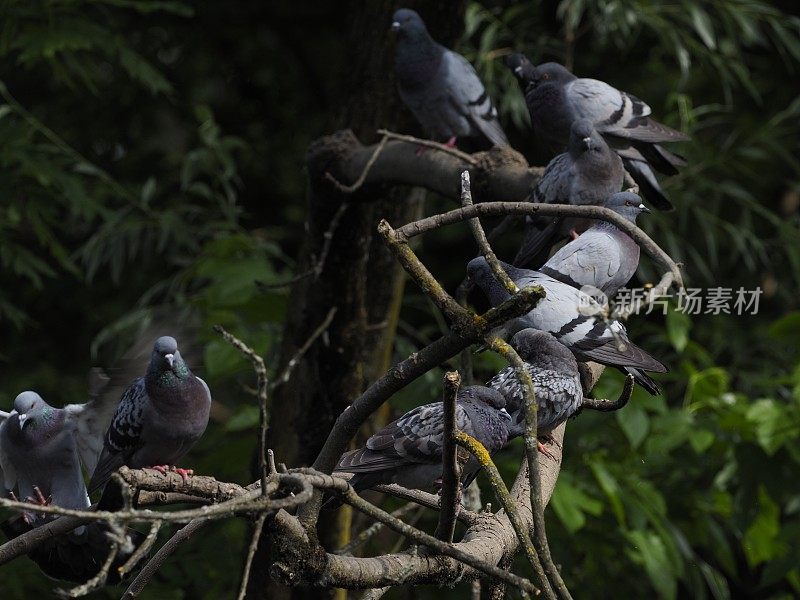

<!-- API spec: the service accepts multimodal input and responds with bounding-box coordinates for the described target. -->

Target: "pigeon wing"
[87,378,147,494]
[443,50,508,146]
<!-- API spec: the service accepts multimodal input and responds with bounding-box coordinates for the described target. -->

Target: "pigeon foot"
[537,439,558,461]
[444,136,457,148]
[147,465,194,484]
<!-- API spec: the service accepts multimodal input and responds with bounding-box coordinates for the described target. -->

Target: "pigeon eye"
[542,73,550,80]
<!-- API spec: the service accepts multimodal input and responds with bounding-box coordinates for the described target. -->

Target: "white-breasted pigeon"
[539,191,648,298]
[506,54,688,210]
[335,386,514,493]
[392,8,508,148]
[88,336,212,494]
[468,257,665,394]
[514,118,625,267]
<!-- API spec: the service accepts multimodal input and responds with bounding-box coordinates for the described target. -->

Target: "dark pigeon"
[0,391,144,583]
[468,257,665,394]
[486,329,583,441]
[335,386,513,493]
[88,336,212,494]
[540,191,649,298]
[514,118,624,267]
[506,54,688,210]
[392,8,508,147]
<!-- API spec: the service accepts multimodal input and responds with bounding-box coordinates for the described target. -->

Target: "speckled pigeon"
[0,391,144,583]
[540,192,648,298]
[88,336,212,494]
[391,8,508,148]
[468,257,665,394]
[487,329,583,454]
[335,386,513,493]
[506,54,688,210]
[513,118,624,267]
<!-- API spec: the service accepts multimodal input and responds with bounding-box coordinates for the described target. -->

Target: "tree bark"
[250,3,467,598]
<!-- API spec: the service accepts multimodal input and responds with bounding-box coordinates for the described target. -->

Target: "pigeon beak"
[18,414,27,429]
[514,66,523,76]
[582,136,592,149]
[164,353,175,368]
[390,21,400,33]
[500,407,511,421]
[639,203,651,213]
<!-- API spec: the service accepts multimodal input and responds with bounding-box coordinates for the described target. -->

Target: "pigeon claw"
[536,440,558,461]
[147,465,193,484]
[30,485,50,506]
[444,136,457,148]
[148,465,171,476]
[172,467,194,484]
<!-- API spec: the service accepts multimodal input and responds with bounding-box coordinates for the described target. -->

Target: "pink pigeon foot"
[569,229,580,240]
[444,136,457,148]
[172,467,194,484]
[148,464,170,476]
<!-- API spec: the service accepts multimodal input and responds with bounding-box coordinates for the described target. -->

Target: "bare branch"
[335,502,418,556]
[270,306,337,391]
[376,129,478,165]
[55,542,119,598]
[581,374,635,411]
[454,432,549,597]
[372,484,477,524]
[237,513,267,600]
[460,171,518,294]
[326,134,391,192]
[215,325,270,494]
[116,520,162,579]
[436,370,462,542]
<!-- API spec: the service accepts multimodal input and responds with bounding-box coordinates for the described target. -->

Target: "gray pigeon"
[0,391,145,583]
[513,118,624,267]
[539,191,649,298]
[88,336,212,494]
[506,54,688,210]
[335,386,513,493]
[486,329,582,453]
[0,391,117,519]
[392,8,508,148]
[468,257,665,394]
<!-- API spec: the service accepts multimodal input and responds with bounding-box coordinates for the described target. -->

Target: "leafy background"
[0,1,799,598]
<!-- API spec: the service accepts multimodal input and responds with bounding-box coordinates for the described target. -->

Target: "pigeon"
[88,336,212,495]
[468,257,665,394]
[335,386,514,493]
[506,54,689,210]
[486,329,583,453]
[0,391,144,583]
[391,8,508,148]
[0,391,117,518]
[513,118,624,267]
[539,191,649,298]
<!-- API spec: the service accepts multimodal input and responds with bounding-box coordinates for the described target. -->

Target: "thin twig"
[55,543,119,598]
[453,432,549,597]
[436,371,462,542]
[259,202,349,288]
[215,326,270,495]
[461,170,518,294]
[270,306,337,391]
[376,128,478,165]
[116,520,163,578]
[236,512,267,600]
[335,502,418,556]
[372,483,477,524]
[326,134,390,192]
[120,519,208,600]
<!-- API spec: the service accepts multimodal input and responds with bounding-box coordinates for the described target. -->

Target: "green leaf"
[626,529,678,600]
[746,398,787,455]
[666,307,691,351]
[688,428,715,454]
[225,405,259,432]
[550,475,603,533]
[616,403,649,449]
[743,486,785,566]
[689,6,717,49]
[588,460,626,526]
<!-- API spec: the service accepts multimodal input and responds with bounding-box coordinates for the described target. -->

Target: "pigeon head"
[509,329,578,372]
[530,62,575,87]
[149,336,190,380]
[13,391,52,430]
[604,192,650,222]
[568,118,605,154]
[460,386,512,424]
[505,53,535,84]
[391,8,428,38]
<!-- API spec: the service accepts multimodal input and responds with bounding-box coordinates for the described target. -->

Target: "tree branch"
[435,371,462,542]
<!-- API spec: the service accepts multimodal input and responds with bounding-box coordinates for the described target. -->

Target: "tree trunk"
[248,2,467,598]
